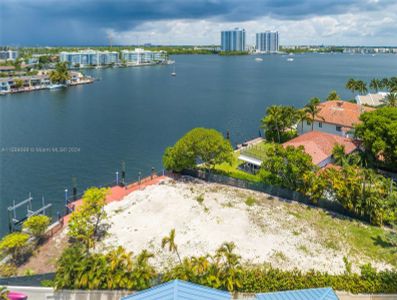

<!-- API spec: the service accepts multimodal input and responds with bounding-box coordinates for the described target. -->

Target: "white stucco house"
[298,100,374,138]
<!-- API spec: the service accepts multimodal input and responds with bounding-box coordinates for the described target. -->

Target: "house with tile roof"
[298,100,374,137]
[283,131,358,168]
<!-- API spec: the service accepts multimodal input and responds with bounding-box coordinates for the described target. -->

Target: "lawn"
[212,152,260,182]
[240,141,273,161]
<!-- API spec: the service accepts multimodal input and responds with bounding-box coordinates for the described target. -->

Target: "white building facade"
[256,32,279,53]
[121,48,167,65]
[221,28,246,51]
[59,50,119,67]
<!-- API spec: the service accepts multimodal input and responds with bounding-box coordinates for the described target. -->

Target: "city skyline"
[1,0,397,46]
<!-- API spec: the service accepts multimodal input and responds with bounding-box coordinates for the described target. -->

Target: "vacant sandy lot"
[102,177,393,274]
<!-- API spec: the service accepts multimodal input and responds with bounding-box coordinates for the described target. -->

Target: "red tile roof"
[283,131,358,165]
[314,101,374,128]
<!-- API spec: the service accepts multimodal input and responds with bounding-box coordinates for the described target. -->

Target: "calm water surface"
[1,53,396,236]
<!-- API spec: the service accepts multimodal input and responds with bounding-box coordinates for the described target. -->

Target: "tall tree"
[161,229,182,263]
[49,62,70,84]
[346,78,357,97]
[355,107,397,171]
[369,78,381,93]
[68,187,109,251]
[163,128,233,172]
[332,144,347,166]
[259,144,317,191]
[260,105,283,143]
[382,93,397,107]
[304,97,322,131]
[356,80,368,95]
[326,90,341,101]
[295,108,308,134]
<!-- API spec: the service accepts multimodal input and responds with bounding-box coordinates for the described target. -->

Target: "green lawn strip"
[240,141,273,161]
[289,205,397,267]
[213,152,260,182]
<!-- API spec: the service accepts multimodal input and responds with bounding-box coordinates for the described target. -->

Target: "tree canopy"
[355,107,397,170]
[260,105,297,143]
[259,144,317,191]
[163,128,233,172]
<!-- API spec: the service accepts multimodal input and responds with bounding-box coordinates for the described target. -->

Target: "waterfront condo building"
[121,48,167,65]
[0,50,19,61]
[59,50,119,67]
[256,31,279,53]
[221,28,246,51]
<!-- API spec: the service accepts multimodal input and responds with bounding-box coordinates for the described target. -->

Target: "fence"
[181,169,365,222]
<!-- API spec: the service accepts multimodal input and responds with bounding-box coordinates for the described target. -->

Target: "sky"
[1,0,397,47]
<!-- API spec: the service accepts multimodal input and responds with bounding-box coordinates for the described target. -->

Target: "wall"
[5,286,131,300]
[298,120,347,136]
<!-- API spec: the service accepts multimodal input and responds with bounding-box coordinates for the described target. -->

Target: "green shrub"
[23,215,51,240]
[0,263,17,277]
[245,197,256,206]
[196,194,204,204]
[0,286,9,300]
[0,232,30,264]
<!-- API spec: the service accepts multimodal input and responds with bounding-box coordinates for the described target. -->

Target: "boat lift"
[7,193,52,232]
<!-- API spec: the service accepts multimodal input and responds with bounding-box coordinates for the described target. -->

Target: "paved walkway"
[63,175,166,223]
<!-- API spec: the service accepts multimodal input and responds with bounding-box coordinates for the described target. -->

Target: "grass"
[245,196,256,206]
[240,142,273,161]
[212,152,260,182]
[286,204,397,267]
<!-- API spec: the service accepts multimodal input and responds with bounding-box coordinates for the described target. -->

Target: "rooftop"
[256,287,339,300]
[356,92,387,107]
[122,280,231,300]
[283,131,358,166]
[314,100,374,128]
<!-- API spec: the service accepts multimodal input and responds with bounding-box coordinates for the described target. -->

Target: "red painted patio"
[63,175,167,223]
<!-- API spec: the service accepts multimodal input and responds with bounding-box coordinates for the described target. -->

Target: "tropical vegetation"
[355,107,397,171]
[0,232,30,264]
[68,187,109,251]
[22,215,51,241]
[163,128,233,172]
[49,62,70,84]
[0,286,8,300]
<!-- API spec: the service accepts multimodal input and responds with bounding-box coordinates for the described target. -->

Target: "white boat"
[287,57,294,62]
[48,84,67,90]
[171,63,176,76]
[255,57,263,62]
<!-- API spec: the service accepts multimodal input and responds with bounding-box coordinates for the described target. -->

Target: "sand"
[101,177,391,274]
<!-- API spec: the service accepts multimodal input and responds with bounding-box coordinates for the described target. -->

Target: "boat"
[255,57,263,62]
[287,57,294,62]
[171,63,176,76]
[48,84,67,90]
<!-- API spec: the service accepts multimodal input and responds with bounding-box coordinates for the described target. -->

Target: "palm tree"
[332,144,347,166]
[49,62,70,84]
[304,97,322,131]
[356,80,368,95]
[382,93,397,107]
[369,78,381,93]
[161,228,182,263]
[381,78,390,91]
[215,242,242,292]
[260,105,283,143]
[346,78,357,97]
[326,90,341,101]
[295,108,308,134]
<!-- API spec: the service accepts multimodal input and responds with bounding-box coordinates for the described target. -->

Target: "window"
[306,121,311,126]
[319,122,323,128]
[336,126,342,132]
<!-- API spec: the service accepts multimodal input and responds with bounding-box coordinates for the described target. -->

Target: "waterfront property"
[221,28,246,51]
[0,50,19,61]
[59,49,119,67]
[355,92,388,107]
[298,100,374,137]
[282,131,358,168]
[121,48,167,65]
[0,70,92,94]
[256,31,279,53]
